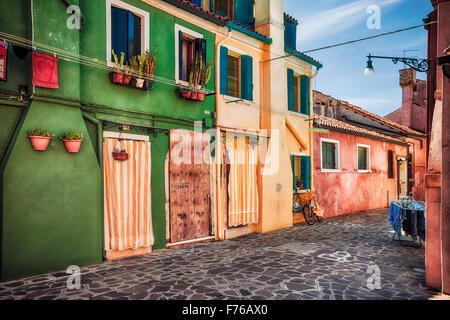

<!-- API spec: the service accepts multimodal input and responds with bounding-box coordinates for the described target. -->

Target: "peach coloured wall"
[313,131,408,218]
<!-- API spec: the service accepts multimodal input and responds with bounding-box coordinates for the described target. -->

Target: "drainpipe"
[81,111,105,259]
[215,27,232,240]
[309,66,321,193]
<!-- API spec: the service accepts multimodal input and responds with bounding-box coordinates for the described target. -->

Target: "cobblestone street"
[0,209,439,300]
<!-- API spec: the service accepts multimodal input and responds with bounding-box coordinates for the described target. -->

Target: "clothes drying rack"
[388,196,426,248]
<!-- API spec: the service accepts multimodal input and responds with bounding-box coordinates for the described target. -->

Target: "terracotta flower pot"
[135,78,145,88]
[191,91,198,100]
[112,72,124,84]
[182,90,192,99]
[197,90,205,101]
[123,74,132,85]
[113,151,129,161]
[29,136,51,151]
[62,139,83,153]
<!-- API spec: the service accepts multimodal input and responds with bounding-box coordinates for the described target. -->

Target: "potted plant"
[123,63,132,85]
[198,60,212,102]
[181,53,212,101]
[112,140,129,161]
[295,177,304,190]
[61,131,83,153]
[143,45,157,90]
[111,49,125,84]
[28,128,55,151]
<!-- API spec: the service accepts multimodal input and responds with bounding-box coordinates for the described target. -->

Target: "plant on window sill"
[179,53,212,102]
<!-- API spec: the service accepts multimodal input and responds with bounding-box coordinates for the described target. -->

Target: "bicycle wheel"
[315,215,323,222]
[303,203,315,225]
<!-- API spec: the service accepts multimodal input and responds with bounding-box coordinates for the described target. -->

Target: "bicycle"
[293,186,322,225]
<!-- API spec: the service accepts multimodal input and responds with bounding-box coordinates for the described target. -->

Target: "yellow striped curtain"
[103,138,154,252]
[226,137,259,227]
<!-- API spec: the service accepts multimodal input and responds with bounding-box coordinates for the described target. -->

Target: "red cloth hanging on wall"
[32,51,59,88]
[0,41,7,81]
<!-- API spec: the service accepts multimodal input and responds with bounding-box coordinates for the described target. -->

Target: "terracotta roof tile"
[313,114,408,145]
[313,90,426,137]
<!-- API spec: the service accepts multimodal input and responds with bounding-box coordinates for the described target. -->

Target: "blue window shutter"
[190,0,201,6]
[234,0,255,28]
[300,75,310,115]
[210,0,214,12]
[220,46,228,95]
[301,156,311,190]
[111,7,128,62]
[179,31,184,80]
[284,21,297,49]
[287,69,294,111]
[241,55,253,101]
[194,38,207,64]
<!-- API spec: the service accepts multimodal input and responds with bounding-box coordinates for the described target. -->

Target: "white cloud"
[297,0,404,45]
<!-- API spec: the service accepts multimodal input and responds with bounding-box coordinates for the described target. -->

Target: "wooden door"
[169,129,211,243]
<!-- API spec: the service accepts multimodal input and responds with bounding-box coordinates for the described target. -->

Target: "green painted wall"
[0,0,216,280]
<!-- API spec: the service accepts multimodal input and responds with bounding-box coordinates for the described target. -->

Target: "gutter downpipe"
[81,111,105,260]
[309,66,321,194]
[215,27,232,240]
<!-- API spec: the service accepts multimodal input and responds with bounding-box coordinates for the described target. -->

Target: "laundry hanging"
[0,41,7,81]
[32,51,59,88]
[226,136,259,227]
[104,138,154,252]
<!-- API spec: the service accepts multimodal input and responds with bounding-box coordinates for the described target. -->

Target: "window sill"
[289,111,310,118]
[357,169,371,173]
[321,169,341,173]
[223,95,252,105]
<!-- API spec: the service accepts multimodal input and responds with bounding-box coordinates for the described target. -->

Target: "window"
[227,54,240,98]
[357,144,370,172]
[388,150,394,178]
[107,0,149,65]
[220,46,253,101]
[291,154,311,190]
[288,68,310,115]
[215,0,234,19]
[175,25,205,84]
[320,138,340,172]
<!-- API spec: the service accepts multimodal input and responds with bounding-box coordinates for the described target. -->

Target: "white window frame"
[288,67,310,118]
[175,24,203,86]
[357,144,371,173]
[106,0,150,67]
[320,138,340,173]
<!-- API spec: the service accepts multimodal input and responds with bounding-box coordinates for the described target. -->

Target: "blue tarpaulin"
[388,201,426,240]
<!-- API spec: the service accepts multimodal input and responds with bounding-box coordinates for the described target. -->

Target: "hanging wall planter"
[177,53,212,102]
[61,131,83,153]
[28,129,55,151]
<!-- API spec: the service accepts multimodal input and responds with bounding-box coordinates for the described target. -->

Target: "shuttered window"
[214,0,234,18]
[111,6,141,63]
[234,0,255,29]
[287,69,309,114]
[189,0,202,6]
[177,28,206,83]
[322,142,337,170]
[388,150,394,178]
[291,155,311,190]
[358,146,369,171]
[220,46,253,101]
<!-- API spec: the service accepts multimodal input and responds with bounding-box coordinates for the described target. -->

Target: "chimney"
[254,0,284,40]
[399,68,417,128]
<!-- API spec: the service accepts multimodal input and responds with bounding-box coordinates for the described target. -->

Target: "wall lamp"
[365,53,431,74]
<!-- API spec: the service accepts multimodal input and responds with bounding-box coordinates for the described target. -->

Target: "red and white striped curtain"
[103,138,154,252]
[226,137,259,227]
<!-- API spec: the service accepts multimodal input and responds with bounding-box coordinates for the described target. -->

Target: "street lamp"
[364,53,430,74]
[365,55,374,75]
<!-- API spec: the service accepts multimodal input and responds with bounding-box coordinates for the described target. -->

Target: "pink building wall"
[313,131,409,219]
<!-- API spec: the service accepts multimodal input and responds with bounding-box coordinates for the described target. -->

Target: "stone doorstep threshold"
[166,236,216,249]
[224,225,252,240]
[106,247,153,260]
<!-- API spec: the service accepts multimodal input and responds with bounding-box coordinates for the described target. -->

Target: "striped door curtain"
[226,136,259,227]
[103,138,154,252]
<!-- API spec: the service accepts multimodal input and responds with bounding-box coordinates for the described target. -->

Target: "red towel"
[0,41,7,81]
[32,51,59,88]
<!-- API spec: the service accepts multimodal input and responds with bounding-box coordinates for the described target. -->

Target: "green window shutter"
[291,155,296,189]
[287,69,294,111]
[241,55,253,101]
[234,0,255,28]
[301,156,311,190]
[300,75,310,115]
[220,46,228,95]
[210,0,214,12]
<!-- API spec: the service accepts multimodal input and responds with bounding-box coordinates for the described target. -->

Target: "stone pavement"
[0,208,439,300]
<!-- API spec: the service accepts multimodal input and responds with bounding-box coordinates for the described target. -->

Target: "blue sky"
[284,0,434,116]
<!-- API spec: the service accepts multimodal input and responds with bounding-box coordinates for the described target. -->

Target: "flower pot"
[135,78,145,88]
[191,91,198,100]
[197,90,205,101]
[182,90,192,99]
[112,72,124,84]
[29,136,51,151]
[123,74,132,85]
[62,139,83,153]
[113,151,129,161]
